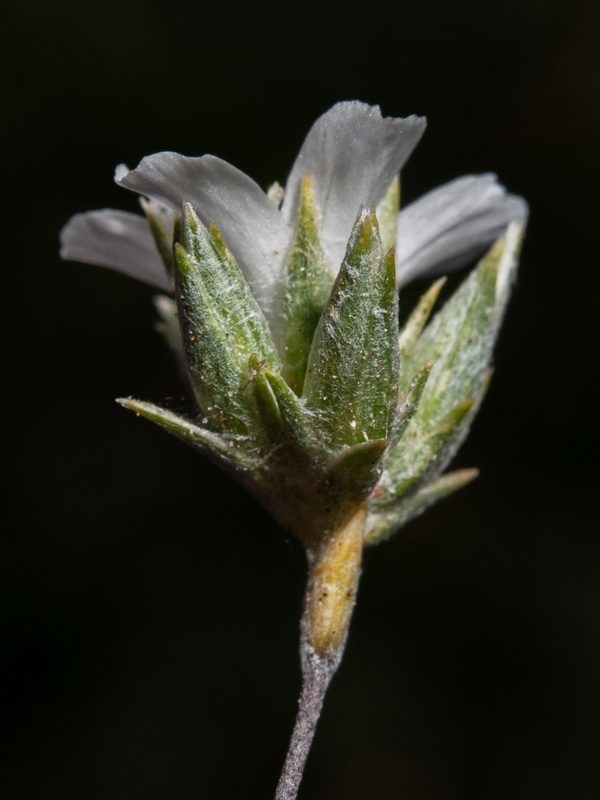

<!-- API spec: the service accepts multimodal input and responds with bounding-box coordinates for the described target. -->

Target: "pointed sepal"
[326,439,388,505]
[390,360,433,449]
[381,398,474,502]
[304,208,399,450]
[174,204,281,438]
[365,468,479,545]
[279,174,334,394]
[140,197,175,279]
[378,226,521,512]
[398,277,445,360]
[117,397,258,473]
[262,369,314,453]
[153,294,185,366]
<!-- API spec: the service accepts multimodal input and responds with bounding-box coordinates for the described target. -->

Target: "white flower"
[60,101,527,320]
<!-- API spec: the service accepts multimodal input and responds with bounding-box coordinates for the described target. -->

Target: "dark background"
[3,0,599,798]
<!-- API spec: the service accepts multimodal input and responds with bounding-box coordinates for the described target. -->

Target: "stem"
[274,504,367,800]
[274,647,338,800]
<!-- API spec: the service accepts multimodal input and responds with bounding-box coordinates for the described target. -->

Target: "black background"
[3,1,600,798]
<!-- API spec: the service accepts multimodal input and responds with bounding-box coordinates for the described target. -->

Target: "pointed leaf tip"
[365,467,480,544]
[303,206,398,450]
[279,173,334,393]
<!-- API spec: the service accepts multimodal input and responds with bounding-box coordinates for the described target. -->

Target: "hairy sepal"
[304,208,399,451]
[365,469,479,545]
[279,174,334,394]
[384,230,517,495]
[117,397,258,474]
[175,204,281,439]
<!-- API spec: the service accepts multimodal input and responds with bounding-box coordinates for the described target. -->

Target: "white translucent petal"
[116,153,289,315]
[282,101,426,273]
[59,209,170,290]
[396,174,529,287]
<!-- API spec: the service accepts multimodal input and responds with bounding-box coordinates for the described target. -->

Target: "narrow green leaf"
[376,176,400,253]
[377,229,521,513]
[153,294,185,366]
[402,231,514,423]
[279,174,334,394]
[304,208,399,450]
[253,372,282,440]
[398,278,445,367]
[262,369,315,454]
[365,468,479,545]
[381,399,473,502]
[390,361,433,449]
[175,204,281,438]
[140,197,175,278]
[117,397,258,473]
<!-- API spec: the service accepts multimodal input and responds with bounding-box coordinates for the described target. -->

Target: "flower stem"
[274,647,338,800]
[274,504,367,800]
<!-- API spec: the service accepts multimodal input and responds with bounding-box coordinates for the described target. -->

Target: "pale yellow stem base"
[305,503,366,654]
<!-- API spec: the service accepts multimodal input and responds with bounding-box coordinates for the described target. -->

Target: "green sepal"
[153,295,185,367]
[398,278,445,364]
[326,439,388,504]
[401,232,514,419]
[304,208,399,450]
[117,397,258,473]
[262,369,315,454]
[376,176,400,253]
[377,230,520,513]
[279,174,334,394]
[253,372,282,440]
[381,399,474,502]
[365,468,479,545]
[175,204,281,439]
[140,197,175,278]
[390,361,433,449]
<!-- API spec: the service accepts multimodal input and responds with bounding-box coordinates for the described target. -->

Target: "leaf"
[175,204,281,439]
[379,228,521,506]
[140,197,175,278]
[365,469,479,545]
[117,397,258,473]
[380,398,474,503]
[401,229,519,418]
[153,294,185,367]
[303,208,399,450]
[397,277,445,361]
[262,369,315,454]
[389,360,433,449]
[279,174,334,394]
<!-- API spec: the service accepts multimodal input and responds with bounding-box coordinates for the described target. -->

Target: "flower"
[60,101,526,315]
[61,105,528,795]
[60,99,527,556]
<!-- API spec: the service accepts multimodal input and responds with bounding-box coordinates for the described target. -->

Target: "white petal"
[60,209,170,290]
[282,101,426,272]
[396,174,529,287]
[116,153,289,315]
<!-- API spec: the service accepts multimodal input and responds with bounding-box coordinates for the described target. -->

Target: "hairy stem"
[274,647,338,800]
[274,504,367,800]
